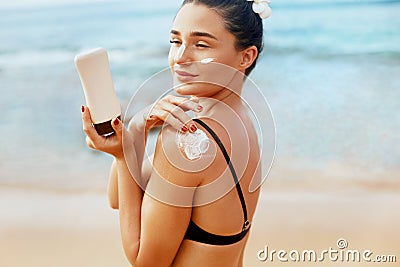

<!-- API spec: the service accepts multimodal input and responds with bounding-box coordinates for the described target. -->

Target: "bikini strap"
[193,118,250,231]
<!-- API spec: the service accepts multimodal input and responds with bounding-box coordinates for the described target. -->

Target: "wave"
[0,0,398,69]
[1,44,398,71]
[264,45,400,59]
[0,44,170,70]
[273,0,400,9]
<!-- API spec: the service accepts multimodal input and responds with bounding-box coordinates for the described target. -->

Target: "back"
[167,106,261,266]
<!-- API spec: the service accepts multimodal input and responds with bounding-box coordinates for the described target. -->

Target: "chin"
[174,83,200,96]
[174,82,222,97]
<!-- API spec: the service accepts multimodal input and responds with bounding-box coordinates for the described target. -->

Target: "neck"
[192,71,244,117]
[197,80,241,117]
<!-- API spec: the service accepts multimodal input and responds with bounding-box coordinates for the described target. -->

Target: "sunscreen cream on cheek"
[200,58,215,64]
[75,48,121,136]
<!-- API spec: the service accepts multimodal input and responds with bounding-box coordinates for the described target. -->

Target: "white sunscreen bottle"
[74,47,121,136]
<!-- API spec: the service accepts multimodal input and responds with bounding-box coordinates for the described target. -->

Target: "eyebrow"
[170,29,218,40]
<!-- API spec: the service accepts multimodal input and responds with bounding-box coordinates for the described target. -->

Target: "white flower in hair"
[247,0,272,19]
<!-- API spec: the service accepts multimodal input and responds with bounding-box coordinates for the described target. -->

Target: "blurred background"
[0,0,399,266]
[1,0,399,190]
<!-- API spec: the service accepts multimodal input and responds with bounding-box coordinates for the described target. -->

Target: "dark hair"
[181,0,264,75]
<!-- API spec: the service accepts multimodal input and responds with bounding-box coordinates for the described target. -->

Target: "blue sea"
[0,0,399,190]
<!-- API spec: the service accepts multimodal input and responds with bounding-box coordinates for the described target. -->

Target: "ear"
[239,45,258,72]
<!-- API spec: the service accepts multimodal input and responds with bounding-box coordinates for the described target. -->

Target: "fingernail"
[81,106,85,113]
[114,119,119,126]
[181,125,188,133]
[149,115,155,119]
[189,124,197,132]
[197,105,203,111]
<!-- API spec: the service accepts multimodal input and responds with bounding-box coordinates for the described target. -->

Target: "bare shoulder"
[193,117,232,148]
[151,125,203,187]
[149,115,253,190]
[194,116,258,188]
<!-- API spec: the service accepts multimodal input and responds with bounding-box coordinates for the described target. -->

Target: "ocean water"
[0,0,399,190]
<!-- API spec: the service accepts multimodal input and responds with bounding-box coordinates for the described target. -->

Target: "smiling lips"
[175,70,199,82]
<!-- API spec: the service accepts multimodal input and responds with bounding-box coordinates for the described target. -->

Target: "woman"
[82,0,269,266]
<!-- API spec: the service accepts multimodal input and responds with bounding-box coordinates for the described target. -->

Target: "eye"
[169,40,182,46]
[196,42,210,48]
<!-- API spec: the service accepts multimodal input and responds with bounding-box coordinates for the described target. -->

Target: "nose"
[174,44,186,62]
[173,44,193,65]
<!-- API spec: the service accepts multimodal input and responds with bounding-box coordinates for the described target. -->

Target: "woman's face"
[168,3,244,97]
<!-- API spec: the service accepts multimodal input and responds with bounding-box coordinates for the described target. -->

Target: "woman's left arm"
[82,107,199,266]
[116,126,200,266]
[105,96,201,210]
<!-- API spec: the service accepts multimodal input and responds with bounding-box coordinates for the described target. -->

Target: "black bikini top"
[184,118,250,246]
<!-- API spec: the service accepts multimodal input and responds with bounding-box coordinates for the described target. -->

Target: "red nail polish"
[81,106,85,113]
[197,105,203,111]
[114,119,119,126]
[149,115,155,119]
[181,125,188,132]
[190,124,197,132]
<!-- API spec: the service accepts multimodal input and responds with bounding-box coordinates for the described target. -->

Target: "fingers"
[111,117,123,138]
[146,96,202,133]
[165,95,203,113]
[81,106,123,157]
[81,106,103,145]
[150,109,190,133]
[163,101,193,124]
[190,96,199,103]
